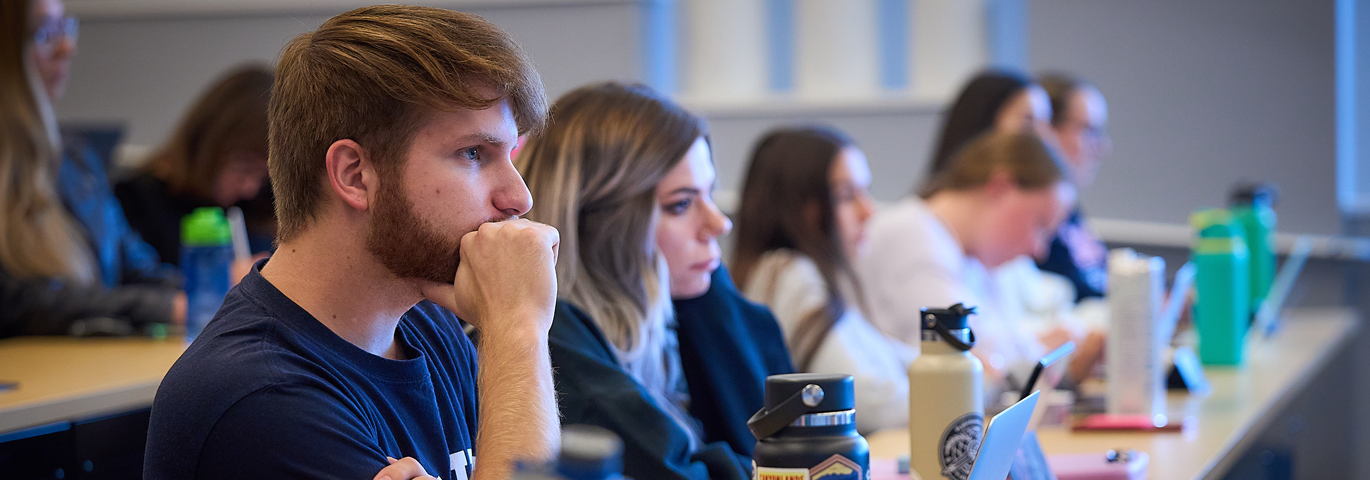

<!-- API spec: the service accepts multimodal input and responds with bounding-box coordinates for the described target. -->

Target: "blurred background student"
[1037,72,1113,303]
[926,69,1052,176]
[519,82,790,480]
[732,125,913,434]
[0,0,183,337]
[115,65,276,266]
[919,69,1107,386]
[858,132,1076,396]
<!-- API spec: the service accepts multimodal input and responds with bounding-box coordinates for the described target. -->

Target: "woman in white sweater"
[858,132,1078,398]
[732,126,914,434]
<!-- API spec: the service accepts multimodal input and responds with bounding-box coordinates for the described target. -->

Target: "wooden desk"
[0,336,185,433]
[868,308,1359,480]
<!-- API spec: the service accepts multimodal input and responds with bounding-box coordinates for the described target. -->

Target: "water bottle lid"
[1190,209,1241,239]
[556,424,623,479]
[920,304,977,351]
[748,374,854,440]
[1229,182,1279,208]
[920,304,974,330]
[182,207,231,246]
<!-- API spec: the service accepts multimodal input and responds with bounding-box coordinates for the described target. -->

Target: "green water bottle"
[1229,183,1277,319]
[181,207,233,343]
[1191,209,1250,366]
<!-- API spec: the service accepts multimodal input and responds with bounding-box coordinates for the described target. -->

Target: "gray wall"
[1029,0,1340,235]
[699,104,943,207]
[53,1,1367,475]
[60,0,1344,238]
[58,1,650,148]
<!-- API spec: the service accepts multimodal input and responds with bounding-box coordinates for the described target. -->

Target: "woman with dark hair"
[0,0,183,337]
[859,132,1077,395]
[926,69,1052,178]
[116,65,276,266]
[518,81,790,480]
[733,125,913,434]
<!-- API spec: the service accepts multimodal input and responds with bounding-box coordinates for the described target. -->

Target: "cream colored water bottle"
[908,304,983,480]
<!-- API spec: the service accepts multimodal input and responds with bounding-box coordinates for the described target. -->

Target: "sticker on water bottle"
[754,454,865,480]
[809,454,864,480]
[938,413,984,480]
[754,466,809,480]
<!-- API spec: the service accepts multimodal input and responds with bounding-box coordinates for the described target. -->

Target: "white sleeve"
[761,253,917,433]
[859,220,978,346]
[807,311,915,434]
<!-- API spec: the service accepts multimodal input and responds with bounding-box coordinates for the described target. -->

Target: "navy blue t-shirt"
[145,263,480,479]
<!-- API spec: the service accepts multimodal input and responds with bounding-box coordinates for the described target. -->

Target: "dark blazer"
[548,300,750,480]
[1038,208,1109,301]
[674,265,794,456]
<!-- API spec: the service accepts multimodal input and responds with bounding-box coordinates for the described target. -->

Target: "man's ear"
[325,139,377,212]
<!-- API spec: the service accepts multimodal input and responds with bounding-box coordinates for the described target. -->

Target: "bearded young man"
[144,6,559,480]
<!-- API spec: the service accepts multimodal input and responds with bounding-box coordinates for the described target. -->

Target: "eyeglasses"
[32,16,79,52]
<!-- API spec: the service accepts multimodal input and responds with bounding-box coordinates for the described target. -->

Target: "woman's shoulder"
[864,198,960,266]
[751,250,823,288]
[868,197,939,237]
[549,300,606,346]
[744,250,828,304]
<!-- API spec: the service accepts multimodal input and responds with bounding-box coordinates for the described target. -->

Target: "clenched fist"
[421,219,559,336]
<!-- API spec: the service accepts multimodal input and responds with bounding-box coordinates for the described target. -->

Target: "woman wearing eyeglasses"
[0,0,186,337]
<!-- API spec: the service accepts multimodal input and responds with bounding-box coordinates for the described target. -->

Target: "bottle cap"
[181,207,231,247]
[748,374,855,440]
[556,424,623,480]
[919,304,977,351]
[1229,182,1279,208]
[920,303,975,331]
[1190,209,1239,239]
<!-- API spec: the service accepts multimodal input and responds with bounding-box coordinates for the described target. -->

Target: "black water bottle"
[749,373,869,480]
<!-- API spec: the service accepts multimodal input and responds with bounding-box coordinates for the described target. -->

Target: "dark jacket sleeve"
[0,269,177,338]
[1037,209,1107,301]
[675,265,795,456]
[548,301,750,480]
[59,140,180,289]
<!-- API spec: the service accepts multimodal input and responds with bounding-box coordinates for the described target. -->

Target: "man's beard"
[365,180,463,284]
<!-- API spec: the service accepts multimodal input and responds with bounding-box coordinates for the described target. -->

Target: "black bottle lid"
[1230,182,1279,208]
[920,303,975,331]
[919,304,977,352]
[748,374,855,440]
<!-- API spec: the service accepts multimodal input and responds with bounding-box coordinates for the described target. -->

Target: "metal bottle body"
[908,329,983,480]
[753,423,869,479]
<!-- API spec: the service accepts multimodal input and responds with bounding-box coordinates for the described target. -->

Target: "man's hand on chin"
[419,217,562,480]
[420,218,560,332]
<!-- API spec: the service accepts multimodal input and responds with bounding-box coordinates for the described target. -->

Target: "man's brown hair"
[268,5,547,242]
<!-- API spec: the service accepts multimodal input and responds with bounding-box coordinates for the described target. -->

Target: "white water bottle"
[908,304,983,480]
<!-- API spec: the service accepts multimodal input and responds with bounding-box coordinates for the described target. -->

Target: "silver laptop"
[967,391,1040,480]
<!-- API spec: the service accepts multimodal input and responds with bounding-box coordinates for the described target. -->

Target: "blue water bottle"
[557,425,625,480]
[181,207,233,343]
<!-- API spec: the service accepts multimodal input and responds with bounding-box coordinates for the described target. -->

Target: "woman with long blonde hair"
[519,82,788,480]
[0,0,181,337]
